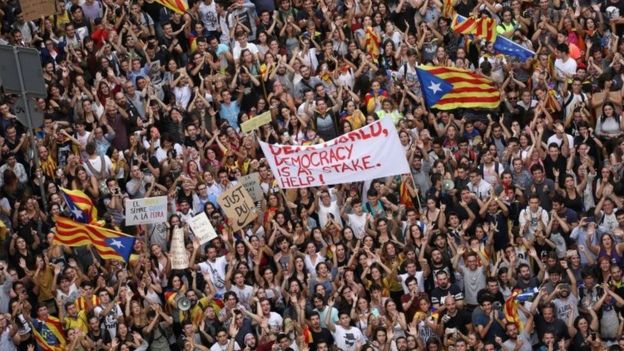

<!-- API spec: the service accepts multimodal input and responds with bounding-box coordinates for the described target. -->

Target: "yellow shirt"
[64,310,89,333]
[36,266,55,302]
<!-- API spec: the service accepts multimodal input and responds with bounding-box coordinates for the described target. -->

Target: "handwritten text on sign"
[125,196,168,225]
[21,0,55,21]
[217,185,257,231]
[237,172,264,203]
[170,227,188,270]
[259,118,410,188]
[188,212,218,244]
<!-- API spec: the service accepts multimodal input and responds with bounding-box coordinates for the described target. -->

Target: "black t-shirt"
[431,283,464,306]
[534,314,570,341]
[441,309,472,335]
[515,276,540,291]
[426,263,455,292]
[88,327,112,346]
[454,0,478,17]
[309,327,334,351]
[543,155,567,187]
[571,331,592,351]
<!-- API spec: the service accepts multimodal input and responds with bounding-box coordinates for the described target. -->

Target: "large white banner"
[259,118,410,188]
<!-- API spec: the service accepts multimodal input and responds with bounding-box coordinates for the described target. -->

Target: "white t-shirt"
[553,294,579,322]
[232,42,259,61]
[76,131,91,160]
[467,180,492,200]
[482,162,503,186]
[198,0,218,31]
[347,212,367,239]
[229,284,254,309]
[400,271,425,293]
[554,57,577,78]
[84,155,113,178]
[546,133,574,148]
[304,254,325,277]
[318,200,342,228]
[199,256,228,295]
[93,303,123,338]
[154,143,184,162]
[267,312,283,332]
[502,331,532,351]
[210,341,241,351]
[333,325,364,351]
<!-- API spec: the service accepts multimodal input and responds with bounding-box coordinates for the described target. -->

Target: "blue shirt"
[473,310,505,343]
[127,63,152,85]
[219,101,241,131]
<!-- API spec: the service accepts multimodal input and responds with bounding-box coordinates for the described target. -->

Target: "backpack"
[479,162,500,179]
[84,156,111,195]
[563,91,586,112]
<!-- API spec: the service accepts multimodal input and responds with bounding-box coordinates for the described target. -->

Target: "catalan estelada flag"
[415,65,501,110]
[451,14,496,43]
[504,290,522,330]
[189,36,198,53]
[364,26,380,61]
[442,0,455,18]
[54,216,135,262]
[154,0,188,14]
[475,17,496,43]
[32,317,66,351]
[451,15,477,35]
[61,188,97,224]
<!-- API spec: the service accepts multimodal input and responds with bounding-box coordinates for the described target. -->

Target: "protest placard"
[259,118,410,188]
[241,110,272,133]
[21,0,55,21]
[125,196,168,225]
[188,212,218,244]
[237,173,264,203]
[170,227,188,269]
[217,185,257,231]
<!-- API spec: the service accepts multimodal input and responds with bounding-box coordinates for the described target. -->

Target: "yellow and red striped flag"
[54,216,135,262]
[154,0,188,14]
[475,16,496,42]
[451,14,477,34]
[451,14,496,43]
[365,26,381,61]
[415,65,501,110]
[60,188,98,224]
[504,290,523,330]
[32,317,66,351]
[442,0,455,18]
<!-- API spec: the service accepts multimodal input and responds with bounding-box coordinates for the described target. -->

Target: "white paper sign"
[259,118,410,188]
[170,227,189,270]
[125,196,168,225]
[189,212,218,244]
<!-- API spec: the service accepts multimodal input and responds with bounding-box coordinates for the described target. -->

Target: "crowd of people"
[1,0,624,349]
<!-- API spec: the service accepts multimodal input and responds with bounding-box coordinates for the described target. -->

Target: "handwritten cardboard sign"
[188,212,218,244]
[21,0,55,21]
[125,196,168,225]
[170,227,189,270]
[241,110,272,133]
[217,185,257,231]
[237,172,264,203]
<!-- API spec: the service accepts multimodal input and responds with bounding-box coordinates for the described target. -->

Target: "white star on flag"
[72,208,84,219]
[428,81,442,95]
[110,239,124,249]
